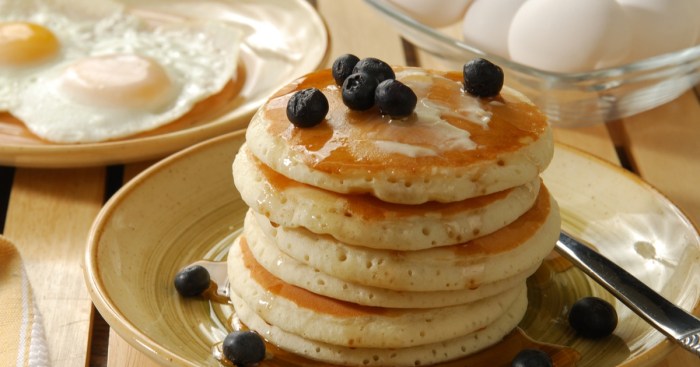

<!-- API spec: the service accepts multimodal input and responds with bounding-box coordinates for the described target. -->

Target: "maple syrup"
[261,68,548,174]
[193,240,584,367]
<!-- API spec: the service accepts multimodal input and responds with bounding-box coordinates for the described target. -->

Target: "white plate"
[0,0,328,168]
[85,132,700,366]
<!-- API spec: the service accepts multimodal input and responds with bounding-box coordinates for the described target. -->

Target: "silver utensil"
[556,232,700,357]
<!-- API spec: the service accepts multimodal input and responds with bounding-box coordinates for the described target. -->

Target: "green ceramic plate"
[84,131,700,366]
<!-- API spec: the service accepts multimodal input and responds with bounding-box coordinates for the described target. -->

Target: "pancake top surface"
[246,66,553,203]
[256,67,548,172]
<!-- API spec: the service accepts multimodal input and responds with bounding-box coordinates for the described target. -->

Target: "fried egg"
[0,0,241,143]
[1,0,127,110]
[1,4,65,110]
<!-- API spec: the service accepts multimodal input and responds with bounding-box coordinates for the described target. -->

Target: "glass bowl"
[365,0,700,127]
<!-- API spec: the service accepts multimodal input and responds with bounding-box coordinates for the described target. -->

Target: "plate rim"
[550,144,700,367]
[84,133,700,367]
[84,130,247,367]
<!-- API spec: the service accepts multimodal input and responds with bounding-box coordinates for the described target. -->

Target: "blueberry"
[511,349,552,367]
[568,296,618,338]
[342,72,378,110]
[375,79,417,117]
[352,57,395,84]
[173,265,210,297]
[332,53,360,85]
[222,331,266,366]
[286,88,328,128]
[462,58,504,98]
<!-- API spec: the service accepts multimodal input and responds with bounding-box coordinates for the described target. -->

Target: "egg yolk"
[59,54,175,110]
[0,22,60,66]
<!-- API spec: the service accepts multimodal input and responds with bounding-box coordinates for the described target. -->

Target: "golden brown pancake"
[248,186,559,291]
[241,209,535,308]
[229,272,528,367]
[227,236,526,349]
[234,144,542,250]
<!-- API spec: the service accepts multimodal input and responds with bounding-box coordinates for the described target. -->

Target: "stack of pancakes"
[229,66,560,366]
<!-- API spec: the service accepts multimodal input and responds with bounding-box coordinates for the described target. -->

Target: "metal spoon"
[556,231,700,357]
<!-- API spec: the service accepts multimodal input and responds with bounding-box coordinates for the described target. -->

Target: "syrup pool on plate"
[183,236,590,367]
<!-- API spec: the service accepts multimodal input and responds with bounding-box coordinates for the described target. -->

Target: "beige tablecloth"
[1,236,50,367]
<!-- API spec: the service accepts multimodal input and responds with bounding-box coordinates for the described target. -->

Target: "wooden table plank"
[619,90,700,224]
[318,0,405,67]
[552,124,618,164]
[104,161,159,367]
[107,329,160,367]
[4,168,105,367]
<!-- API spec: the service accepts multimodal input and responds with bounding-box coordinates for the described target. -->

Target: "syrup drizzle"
[262,68,548,174]
[248,147,536,221]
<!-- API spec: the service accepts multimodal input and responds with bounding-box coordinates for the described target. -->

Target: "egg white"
[1,0,241,143]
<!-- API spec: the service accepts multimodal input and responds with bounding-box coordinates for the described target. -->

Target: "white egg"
[461,0,526,59]
[387,0,473,28]
[617,0,700,63]
[1,0,241,143]
[508,0,630,73]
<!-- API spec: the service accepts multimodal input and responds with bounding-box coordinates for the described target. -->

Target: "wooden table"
[1,1,698,366]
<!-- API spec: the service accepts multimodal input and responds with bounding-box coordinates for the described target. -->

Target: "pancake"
[249,186,560,292]
[233,144,541,250]
[228,61,560,364]
[245,67,553,204]
[241,209,533,308]
[227,236,525,349]
[229,284,528,367]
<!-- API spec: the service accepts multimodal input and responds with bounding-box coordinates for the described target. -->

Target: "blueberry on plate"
[173,265,210,297]
[332,53,360,85]
[463,58,504,98]
[223,331,266,366]
[352,57,395,84]
[375,79,417,118]
[286,88,329,128]
[342,72,378,110]
[568,296,618,338]
[511,349,552,367]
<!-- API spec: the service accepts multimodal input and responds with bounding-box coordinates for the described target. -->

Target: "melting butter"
[373,140,437,157]
[368,69,492,157]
